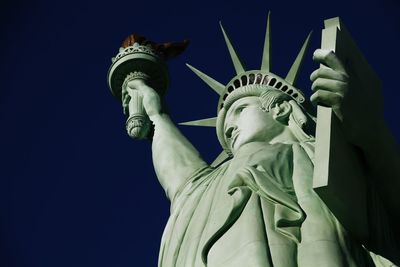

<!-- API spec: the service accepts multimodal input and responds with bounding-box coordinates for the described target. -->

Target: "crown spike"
[261,11,272,72]
[219,21,246,74]
[179,117,217,127]
[285,31,313,86]
[186,64,225,95]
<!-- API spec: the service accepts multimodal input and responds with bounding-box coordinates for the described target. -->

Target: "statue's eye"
[237,105,246,113]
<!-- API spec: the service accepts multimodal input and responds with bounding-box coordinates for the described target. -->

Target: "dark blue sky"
[1,0,399,266]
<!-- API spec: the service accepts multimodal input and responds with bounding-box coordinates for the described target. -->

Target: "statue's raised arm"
[128,79,208,200]
[107,34,208,201]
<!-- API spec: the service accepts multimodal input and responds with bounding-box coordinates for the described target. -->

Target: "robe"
[157,141,397,267]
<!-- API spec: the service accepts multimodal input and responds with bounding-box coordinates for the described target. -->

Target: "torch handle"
[125,88,151,139]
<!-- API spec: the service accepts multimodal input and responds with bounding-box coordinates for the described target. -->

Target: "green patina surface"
[108,14,400,267]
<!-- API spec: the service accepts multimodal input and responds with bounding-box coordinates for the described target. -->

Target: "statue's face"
[224,96,283,154]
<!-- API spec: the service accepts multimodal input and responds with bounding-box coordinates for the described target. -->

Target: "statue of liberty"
[107,13,400,267]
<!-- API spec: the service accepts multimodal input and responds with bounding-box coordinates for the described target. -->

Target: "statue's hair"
[216,85,309,155]
[259,89,292,112]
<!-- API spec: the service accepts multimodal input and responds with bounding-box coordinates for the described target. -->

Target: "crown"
[179,12,312,163]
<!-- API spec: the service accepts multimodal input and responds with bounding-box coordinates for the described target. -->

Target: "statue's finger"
[313,49,346,74]
[123,97,130,108]
[311,78,348,96]
[310,67,349,82]
[310,89,343,108]
[310,90,344,120]
[127,79,145,90]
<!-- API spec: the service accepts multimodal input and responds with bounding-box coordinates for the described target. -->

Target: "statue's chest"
[222,142,295,191]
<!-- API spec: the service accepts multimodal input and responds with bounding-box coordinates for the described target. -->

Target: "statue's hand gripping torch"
[107,34,189,139]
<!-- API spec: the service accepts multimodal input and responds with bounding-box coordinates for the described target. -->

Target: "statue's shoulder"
[171,163,229,204]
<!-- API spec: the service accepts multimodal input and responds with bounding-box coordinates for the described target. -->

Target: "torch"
[107,34,189,139]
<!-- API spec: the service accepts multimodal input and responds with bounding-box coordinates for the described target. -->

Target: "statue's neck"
[233,139,293,159]
[269,126,299,145]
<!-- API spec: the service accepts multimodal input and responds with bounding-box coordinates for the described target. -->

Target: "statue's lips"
[230,132,239,149]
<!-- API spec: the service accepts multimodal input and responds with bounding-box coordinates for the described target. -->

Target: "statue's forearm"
[150,113,208,200]
[123,79,208,200]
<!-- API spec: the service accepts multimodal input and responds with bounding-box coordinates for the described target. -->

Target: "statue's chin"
[232,136,268,154]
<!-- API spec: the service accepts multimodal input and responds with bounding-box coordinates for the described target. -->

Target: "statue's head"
[181,14,314,156]
[216,84,313,155]
[219,87,290,153]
